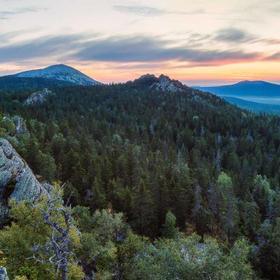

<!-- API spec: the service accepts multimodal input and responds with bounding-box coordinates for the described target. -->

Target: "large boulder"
[0,138,47,222]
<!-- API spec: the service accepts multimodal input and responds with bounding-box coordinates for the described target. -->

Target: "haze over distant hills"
[222,96,280,115]
[196,80,280,99]
[196,80,280,114]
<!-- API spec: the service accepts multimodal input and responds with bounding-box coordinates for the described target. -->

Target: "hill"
[0,75,75,92]
[0,64,101,91]
[15,64,100,86]
[223,96,280,114]
[197,80,280,98]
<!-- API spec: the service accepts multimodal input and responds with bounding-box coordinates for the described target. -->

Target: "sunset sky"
[0,0,280,85]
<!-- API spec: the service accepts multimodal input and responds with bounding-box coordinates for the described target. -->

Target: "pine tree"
[161,211,178,239]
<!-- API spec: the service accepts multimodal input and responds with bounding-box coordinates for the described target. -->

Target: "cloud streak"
[113,4,204,17]
[266,52,280,60]
[0,33,263,68]
[72,36,260,65]
[215,28,256,43]
[3,30,280,70]
[0,34,83,62]
[0,7,45,20]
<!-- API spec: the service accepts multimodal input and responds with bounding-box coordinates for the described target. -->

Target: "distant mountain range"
[1,64,280,114]
[0,66,187,93]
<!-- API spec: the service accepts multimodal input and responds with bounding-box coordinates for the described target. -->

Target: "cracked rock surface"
[0,138,47,222]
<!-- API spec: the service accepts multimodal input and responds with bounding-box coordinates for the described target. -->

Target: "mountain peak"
[133,74,186,92]
[235,80,269,86]
[15,64,100,86]
[43,64,81,72]
[50,63,69,67]
[44,64,72,69]
[135,74,158,84]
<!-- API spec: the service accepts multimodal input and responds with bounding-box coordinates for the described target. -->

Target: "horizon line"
[1,63,280,87]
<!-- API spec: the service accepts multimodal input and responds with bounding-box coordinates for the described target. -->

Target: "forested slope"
[1,78,280,278]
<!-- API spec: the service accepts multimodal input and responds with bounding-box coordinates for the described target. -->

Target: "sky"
[0,0,279,85]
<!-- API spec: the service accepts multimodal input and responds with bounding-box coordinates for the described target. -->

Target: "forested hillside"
[1,78,280,279]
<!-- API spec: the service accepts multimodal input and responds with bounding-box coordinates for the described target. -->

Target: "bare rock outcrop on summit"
[151,75,185,92]
[0,138,48,221]
[133,74,186,92]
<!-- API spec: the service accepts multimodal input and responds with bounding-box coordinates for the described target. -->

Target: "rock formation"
[151,75,185,92]
[133,74,186,92]
[0,138,48,222]
[24,88,54,106]
[11,116,28,135]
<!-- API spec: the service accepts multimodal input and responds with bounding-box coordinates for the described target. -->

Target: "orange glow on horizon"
[77,60,280,85]
[1,59,279,86]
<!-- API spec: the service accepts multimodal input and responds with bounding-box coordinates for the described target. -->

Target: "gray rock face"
[151,75,185,93]
[0,267,8,280]
[134,74,186,93]
[0,138,47,221]
[11,115,28,135]
[24,88,54,106]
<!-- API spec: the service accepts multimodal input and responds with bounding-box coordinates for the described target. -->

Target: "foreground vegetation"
[0,189,254,279]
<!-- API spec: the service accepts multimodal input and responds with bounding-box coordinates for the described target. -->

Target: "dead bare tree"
[32,188,74,280]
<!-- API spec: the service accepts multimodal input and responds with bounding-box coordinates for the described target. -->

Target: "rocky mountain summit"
[151,74,186,92]
[24,88,54,106]
[133,74,186,92]
[0,138,48,222]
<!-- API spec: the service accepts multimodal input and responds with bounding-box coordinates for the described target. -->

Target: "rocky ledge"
[0,138,48,222]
